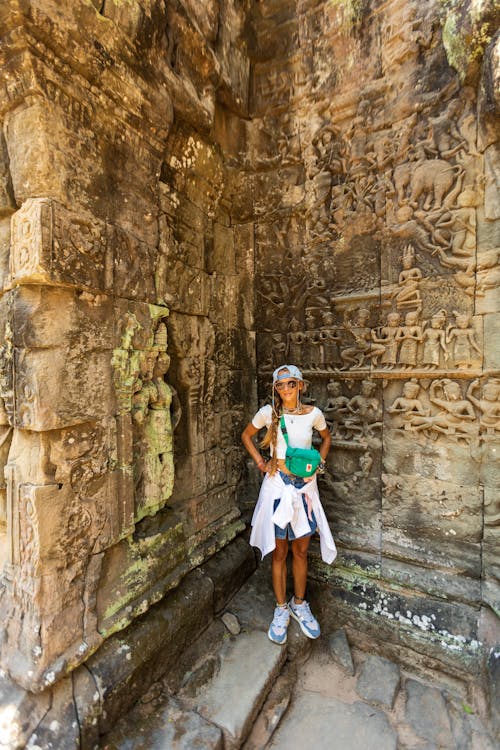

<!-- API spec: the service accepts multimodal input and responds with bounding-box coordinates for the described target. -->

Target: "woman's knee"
[291,538,310,559]
[273,540,289,562]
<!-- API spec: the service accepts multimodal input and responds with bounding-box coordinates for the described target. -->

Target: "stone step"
[195,630,287,749]
[267,692,398,750]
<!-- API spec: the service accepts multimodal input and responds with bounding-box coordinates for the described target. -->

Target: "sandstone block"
[382,473,482,543]
[328,628,355,675]
[4,103,69,204]
[381,526,481,578]
[484,144,500,221]
[383,430,480,487]
[487,646,500,738]
[210,222,236,275]
[356,654,400,708]
[269,693,397,750]
[0,287,169,431]
[200,535,256,613]
[25,677,79,750]
[0,672,50,749]
[88,569,214,733]
[10,198,109,291]
[0,219,10,292]
[0,554,104,690]
[95,515,188,636]
[184,487,238,536]
[405,679,454,747]
[197,630,286,749]
[72,664,102,750]
[482,542,500,613]
[380,556,481,606]
[101,697,223,750]
[484,486,500,543]
[110,222,156,302]
[484,313,500,370]
[0,134,16,218]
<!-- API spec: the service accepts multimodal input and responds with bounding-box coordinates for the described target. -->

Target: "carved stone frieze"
[250,0,499,691]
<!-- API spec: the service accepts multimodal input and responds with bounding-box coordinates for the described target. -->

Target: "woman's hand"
[259,460,270,474]
[242,422,268,473]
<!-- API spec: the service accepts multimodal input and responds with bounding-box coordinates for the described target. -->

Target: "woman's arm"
[241,422,268,473]
[318,427,331,461]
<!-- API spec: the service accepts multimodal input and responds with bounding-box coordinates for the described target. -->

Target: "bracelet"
[317,461,326,474]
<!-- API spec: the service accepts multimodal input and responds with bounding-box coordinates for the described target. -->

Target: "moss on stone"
[441,0,497,81]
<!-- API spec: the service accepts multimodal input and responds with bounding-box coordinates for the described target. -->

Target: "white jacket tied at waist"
[250,472,337,565]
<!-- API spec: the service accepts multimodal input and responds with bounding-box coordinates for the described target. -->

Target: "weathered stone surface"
[101,697,223,750]
[197,630,286,749]
[10,198,110,292]
[487,647,500,739]
[405,679,454,747]
[88,569,214,734]
[328,629,355,676]
[72,665,102,750]
[25,677,79,750]
[200,536,257,613]
[95,516,188,637]
[0,673,50,750]
[242,663,296,750]
[227,563,276,634]
[268,693,397,750]
[221,612,241,636]
[356,655,400,709]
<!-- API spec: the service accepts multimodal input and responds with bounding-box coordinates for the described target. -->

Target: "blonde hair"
[260,389,283,476]
[260,365,303,477]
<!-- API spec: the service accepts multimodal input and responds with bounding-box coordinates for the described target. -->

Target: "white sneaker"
[268,605,290,645]
[288,598,320,639]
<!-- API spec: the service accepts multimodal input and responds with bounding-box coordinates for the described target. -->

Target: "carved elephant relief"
[393,159,464,210]
[409,159,464,210]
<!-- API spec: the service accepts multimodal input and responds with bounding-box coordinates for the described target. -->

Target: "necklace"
[282,406,302,422]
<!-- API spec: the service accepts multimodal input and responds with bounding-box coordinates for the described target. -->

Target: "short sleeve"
[252,404,272,430]
[312,408,327,432]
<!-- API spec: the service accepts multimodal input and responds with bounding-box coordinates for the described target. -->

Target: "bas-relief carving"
[251,1,499,671]
[10,198,110,292]
[113,313,177,521]
[0,288,178,681]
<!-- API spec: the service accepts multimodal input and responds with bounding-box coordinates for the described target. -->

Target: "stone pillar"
[0,2,176,687]
[0,0,254,695]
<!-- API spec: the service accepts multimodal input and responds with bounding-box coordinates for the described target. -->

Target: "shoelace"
[274,606,289,623]
[295,601,314,622]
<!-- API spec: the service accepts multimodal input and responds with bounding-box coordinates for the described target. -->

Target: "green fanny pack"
[280,415,322,478]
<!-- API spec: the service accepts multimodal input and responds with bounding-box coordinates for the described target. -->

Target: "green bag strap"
[280,414,289,445]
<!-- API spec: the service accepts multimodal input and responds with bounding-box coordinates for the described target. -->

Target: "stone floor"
[102,565,497,750]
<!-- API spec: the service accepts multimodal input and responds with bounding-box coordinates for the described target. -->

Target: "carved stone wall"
[246,0,499,680]
[0,0,254,692]
[0,0,498,735]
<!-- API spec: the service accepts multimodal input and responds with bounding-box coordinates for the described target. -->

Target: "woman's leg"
[291,534,311,602]
[272,538,289,604]
[288,535,320,639]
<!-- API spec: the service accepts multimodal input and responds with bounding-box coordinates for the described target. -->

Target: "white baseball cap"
[272,365,303,384]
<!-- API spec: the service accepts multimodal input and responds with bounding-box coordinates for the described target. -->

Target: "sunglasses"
[275,380,298,390]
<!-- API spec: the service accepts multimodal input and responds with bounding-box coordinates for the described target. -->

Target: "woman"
[241,365,336,645]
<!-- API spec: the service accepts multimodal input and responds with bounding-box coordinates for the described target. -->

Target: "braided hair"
[260,387,283,476]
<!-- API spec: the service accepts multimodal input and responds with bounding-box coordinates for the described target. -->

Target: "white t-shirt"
[252,404,327,459]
